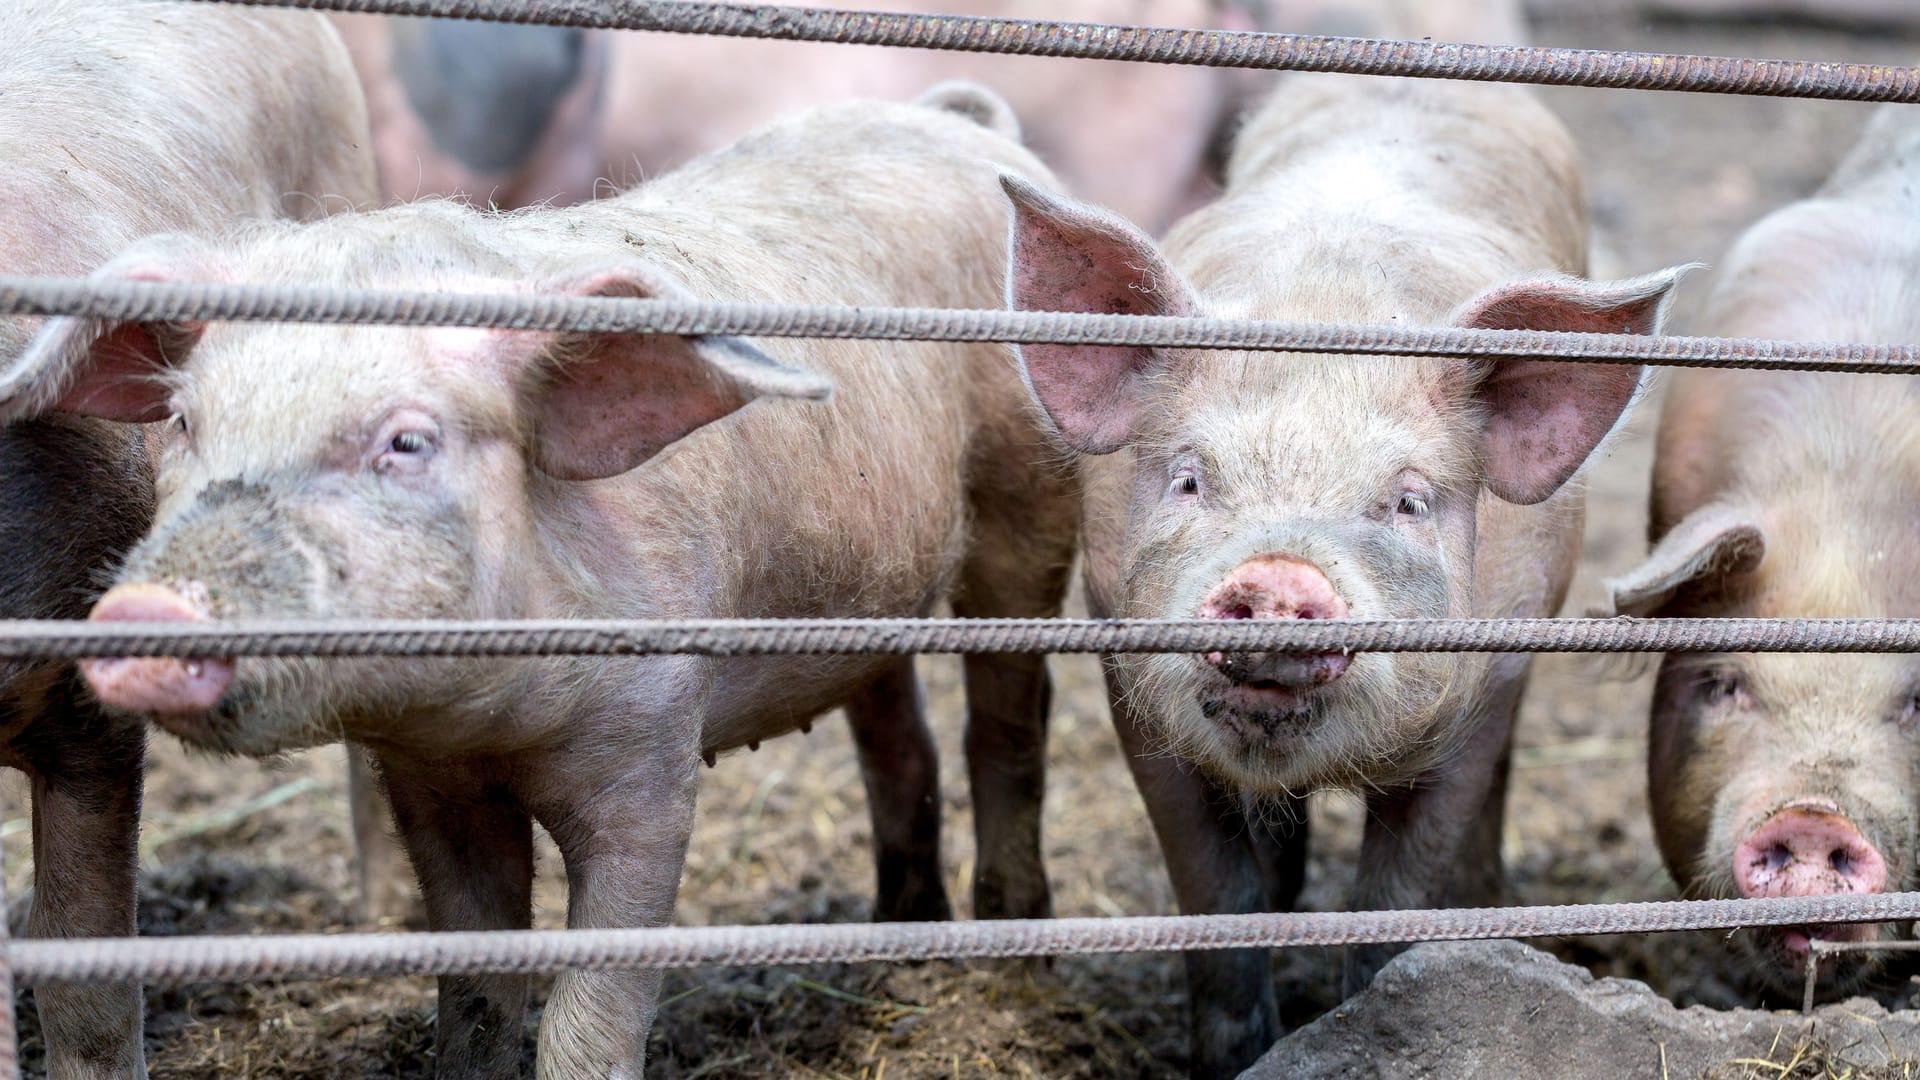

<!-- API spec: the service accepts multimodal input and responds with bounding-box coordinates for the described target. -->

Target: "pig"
[998,1,1682,1072]
[0,0,379,1074]
[1598,103,1920,1002]
[337,1,1249,229]
[2,84,1079,1078]
[595,0,1249,232]
[327,14,607,208]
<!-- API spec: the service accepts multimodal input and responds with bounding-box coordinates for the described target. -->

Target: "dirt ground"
[7,5,1919,1078]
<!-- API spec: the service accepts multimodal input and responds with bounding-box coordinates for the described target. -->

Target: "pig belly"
[700,653,897,754]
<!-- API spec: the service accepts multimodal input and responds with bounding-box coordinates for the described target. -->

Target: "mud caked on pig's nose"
[1197,553,1352,687]
[1734,803,1888,899]
[83,583,235,714]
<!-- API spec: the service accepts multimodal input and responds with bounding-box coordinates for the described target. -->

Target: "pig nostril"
[1227,604,1254,621]
[1831,849,1854,877]
[1766,844,1793,874]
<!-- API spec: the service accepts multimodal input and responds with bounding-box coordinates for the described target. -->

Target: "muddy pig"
[0,0,378,1075]
[1598,103,1920,1003]
[4,84,1078,1078]
[328,13,606,208]
[1000,1,1682,1072]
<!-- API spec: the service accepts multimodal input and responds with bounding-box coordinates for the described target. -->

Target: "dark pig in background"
[334,1,1250,231]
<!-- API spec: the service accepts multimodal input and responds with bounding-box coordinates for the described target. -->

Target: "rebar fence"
[3,0,1916,1074]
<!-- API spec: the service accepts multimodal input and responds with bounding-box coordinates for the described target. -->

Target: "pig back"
[533,98,1064,723]
[1654,128,1920,546]
[0,0,376,256]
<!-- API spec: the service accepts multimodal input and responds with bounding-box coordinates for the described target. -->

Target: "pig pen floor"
[7,6,1919,1078]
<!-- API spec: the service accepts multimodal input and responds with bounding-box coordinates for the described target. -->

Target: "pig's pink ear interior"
[526,267,832,481]
[1001,173,1195,454]
[1457,266,1688,505]
[0,267,203,423]
[1597,503,1765,617]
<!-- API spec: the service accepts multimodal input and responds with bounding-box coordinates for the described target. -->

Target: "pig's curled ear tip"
[916,80,1021,140]
[997,171,1048,207]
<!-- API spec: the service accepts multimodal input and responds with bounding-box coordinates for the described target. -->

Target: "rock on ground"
[1245,939,1920,1079]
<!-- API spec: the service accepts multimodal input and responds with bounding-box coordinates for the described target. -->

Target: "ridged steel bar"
[6,276,1920,374]
[185,0,1920,103]
[0,617,1914,659]
[13,892,1920,986]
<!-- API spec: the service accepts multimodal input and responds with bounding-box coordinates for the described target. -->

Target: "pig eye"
[388,431,431,456]
[1394,492,1431,522]
[1699,670,1746,705]
[374,425,439,475]
[168,413,189,442]
[1169,469,1201,498]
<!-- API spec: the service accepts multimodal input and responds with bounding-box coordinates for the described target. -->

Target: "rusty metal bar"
[7,275,1920,375]
[11,892,1920,986]
[0,616,1909,659]
[182,0,1920,104]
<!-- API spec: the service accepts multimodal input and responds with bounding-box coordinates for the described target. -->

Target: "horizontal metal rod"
[5,276,1920,373]
[0,617,1914,658]
[188,0,1920,104]
[10,892,1917,986]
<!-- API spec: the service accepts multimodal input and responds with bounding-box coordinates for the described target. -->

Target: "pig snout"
[1198,553,1351,688]
[1735,803,1888,900]
[83,583,234,714]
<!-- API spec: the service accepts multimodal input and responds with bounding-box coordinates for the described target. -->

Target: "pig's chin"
[146,664,330,757]
[1141,652,1440,793]
[1737,922,1889,1001]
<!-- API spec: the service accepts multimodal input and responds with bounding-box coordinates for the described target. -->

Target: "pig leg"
[1243,791,1311,913]
[845,658,952,923]
[24,695,145,1080]
[521,735,700,1078]
[953,461,1075,921]
[1343,668,1523,996]
[380,756,532,1080]
[1110,660,1285,1080]
[345,747,419,926]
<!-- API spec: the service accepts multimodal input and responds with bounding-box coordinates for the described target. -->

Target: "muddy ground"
[6,5,1917,1078]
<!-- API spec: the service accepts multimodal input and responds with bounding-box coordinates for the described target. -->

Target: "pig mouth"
[1206,650,1351,688]
[1738,922,1888,997]
[143,681,269,753]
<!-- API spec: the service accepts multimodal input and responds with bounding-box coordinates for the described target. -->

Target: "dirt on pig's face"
[108,315,531,756]
[1111,352,1486,794]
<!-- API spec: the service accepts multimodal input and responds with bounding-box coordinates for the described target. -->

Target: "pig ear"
[1457,266,1691,505]
[0,262,206,423]
[1596,503,1766,617]
[917,80,1022,141]
[524,266,832,481]
[1001,172,1197,455]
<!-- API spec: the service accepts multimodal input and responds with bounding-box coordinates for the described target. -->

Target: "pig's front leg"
[381,755,533,1080]
[845,657,952,922]
[1108,660,1299,1080]
[1343,667,1523,996]
[521,730,700,1079]
[24,689,146,1080]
